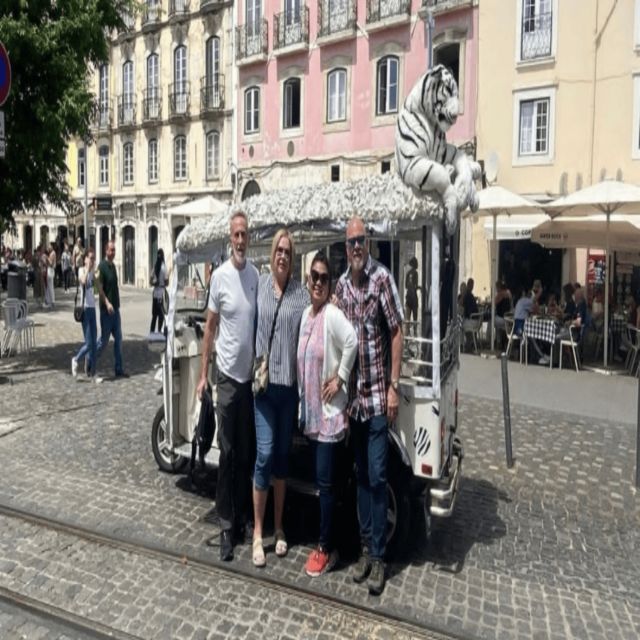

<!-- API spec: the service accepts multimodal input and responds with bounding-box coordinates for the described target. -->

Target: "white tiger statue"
[395,64,481,236]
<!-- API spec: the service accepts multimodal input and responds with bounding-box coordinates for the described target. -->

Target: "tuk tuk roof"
[175,172,443,263]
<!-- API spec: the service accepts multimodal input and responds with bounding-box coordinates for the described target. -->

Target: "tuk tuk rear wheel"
[151,406,186,473]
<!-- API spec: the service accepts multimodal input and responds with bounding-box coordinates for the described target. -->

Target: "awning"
[482,213,549,241]
[531,218,640,251]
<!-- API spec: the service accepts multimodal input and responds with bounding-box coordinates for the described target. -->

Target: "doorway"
[123,225,136,285]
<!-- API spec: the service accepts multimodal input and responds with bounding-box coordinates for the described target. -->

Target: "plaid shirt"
[335,256,404,420]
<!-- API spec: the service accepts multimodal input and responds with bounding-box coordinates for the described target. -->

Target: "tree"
[0,1,132,229]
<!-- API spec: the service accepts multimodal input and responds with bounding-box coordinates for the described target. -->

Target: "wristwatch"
[391,378,400,391]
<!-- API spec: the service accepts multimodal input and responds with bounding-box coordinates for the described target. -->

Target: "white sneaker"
[538,356,550,365]
[93,376,104,384]
[71,358,78,378]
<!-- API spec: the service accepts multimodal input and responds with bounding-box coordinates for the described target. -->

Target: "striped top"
[255,273,310,388]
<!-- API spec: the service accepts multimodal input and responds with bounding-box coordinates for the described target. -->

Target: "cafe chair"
[462,312,484,354]
[623,325,640,375]
[559,325,580,373]
[1,298,35,357]
[504,316,525,363]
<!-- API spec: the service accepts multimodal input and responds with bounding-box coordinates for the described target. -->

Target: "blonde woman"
[251,229,309,567]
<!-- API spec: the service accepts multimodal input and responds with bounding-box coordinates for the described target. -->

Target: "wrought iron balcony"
[521,10,552,60]
[200,0,224,14]
[200,75,225,115]
[118,10,136,39]
[95,104,112,131]
[169,82,190,118]
[317,0,356,40]
[421,0,473,14]
[117,95,137,128]
[142,1,162,29]
[367,0,410,24]
[236,19,268,61]
[142,89,162,123]
[274,6,309,50]
[169,0,190,20]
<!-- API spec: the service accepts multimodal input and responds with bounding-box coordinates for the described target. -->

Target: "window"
[376,56,398,116]
[331,164,340,182]
[99,146,109,186]
[148,139,158,183]
[518,0,554,62]
[147,54,159,96]
[512,87,555,165]
[123,142,134,185]
[78,147,85,188]
[205,36,220,85]
[174,45,188,113]
[244,86,260,134]
[381,160,391,174]
[206,131,220,180]
[98,64,109,125]
[246,0,262,34]
[327,68,346,123]
[434,43,460,88]
[174,135,187,180]
[283,78,301,129]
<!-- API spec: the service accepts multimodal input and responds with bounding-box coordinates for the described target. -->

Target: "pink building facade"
[235,0,479,197]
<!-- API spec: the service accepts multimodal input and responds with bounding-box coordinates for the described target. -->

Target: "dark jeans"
[63,268,72,291]
[75,307,97,376]
[96,307,123,375]
[350,414,388,560]
[216,371,254,531]
[150,296,164,333]
[313,439,338,551]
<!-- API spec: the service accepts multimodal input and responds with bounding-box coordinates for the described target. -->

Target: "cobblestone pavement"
[0,301,639,639]
[0,599,91,640]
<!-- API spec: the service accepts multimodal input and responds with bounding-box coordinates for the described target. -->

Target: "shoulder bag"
[73,273,85,323]
[252,278,288,395]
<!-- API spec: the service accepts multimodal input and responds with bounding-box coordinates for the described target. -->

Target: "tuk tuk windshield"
[174,261,209,315]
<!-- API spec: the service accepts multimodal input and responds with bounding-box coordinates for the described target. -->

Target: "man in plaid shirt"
[335,216,404,596]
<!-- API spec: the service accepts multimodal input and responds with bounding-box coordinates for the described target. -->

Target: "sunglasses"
[346,235,366,249]
[310,269,329,286]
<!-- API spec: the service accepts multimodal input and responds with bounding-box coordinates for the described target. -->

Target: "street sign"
[0,42,11,107]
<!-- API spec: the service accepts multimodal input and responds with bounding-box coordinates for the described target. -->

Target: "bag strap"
[267,277,289,354]
[74,272,81,307]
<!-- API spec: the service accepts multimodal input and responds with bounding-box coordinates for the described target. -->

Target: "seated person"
[574,287,589,329]
[494,281,512,334]
[513,287,549,364]
[463,278,479,318]
[546,293,563,321]
[562,283,576,322]
[627,295,639,328]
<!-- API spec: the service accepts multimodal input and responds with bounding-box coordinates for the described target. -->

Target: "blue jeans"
[313,440,338,551]
[253,383,298,491]
[350,414,388,560]
[96,307,123,375]
[75,307,97,376]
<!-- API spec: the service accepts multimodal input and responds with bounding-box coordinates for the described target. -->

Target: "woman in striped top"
[252,229,309,567]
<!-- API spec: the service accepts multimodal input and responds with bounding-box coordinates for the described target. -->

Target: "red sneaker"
[304,547,338,577]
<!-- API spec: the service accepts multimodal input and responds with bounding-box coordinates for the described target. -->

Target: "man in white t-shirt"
[197,210,259,561]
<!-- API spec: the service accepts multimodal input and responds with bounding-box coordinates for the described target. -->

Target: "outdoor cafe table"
[523,316,561,364]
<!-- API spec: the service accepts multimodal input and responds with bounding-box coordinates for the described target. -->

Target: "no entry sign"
[0,42,11,107]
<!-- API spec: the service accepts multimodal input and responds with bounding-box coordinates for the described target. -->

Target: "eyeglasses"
[275,246,291,258]
[346,235,366,249]
[310,269,329,286]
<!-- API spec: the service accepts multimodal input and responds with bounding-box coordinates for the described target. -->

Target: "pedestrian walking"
[251,229,309,568]
[32,246,44,307]
[72,238,84,284]
[44,243,56,308]
[95,241,127,378]
[335,216,404,596]
[71,249,103,384]
[150,248,168,334]
[61,243,72,292]
[297,251,357,577]
[196,210,259,562]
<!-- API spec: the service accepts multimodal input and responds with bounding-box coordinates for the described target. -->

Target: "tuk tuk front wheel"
[151,406,186,473]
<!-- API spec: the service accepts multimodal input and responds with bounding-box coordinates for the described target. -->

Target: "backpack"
[190,386,215,479]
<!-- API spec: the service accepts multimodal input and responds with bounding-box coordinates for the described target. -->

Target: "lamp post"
[83,139,90,251]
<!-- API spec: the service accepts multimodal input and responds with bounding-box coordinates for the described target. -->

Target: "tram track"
[0,502,470,640]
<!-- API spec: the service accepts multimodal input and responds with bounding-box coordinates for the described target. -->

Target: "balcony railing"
[274,6,310,50]
[142,1,161,28]
[318,0,356,39]
[521,10,552,60]
[169,82,190,117]
[117,94,137,127]
[169,0,190,20]
[200,0,223,13]
[95,104,112,131]
[200,75,225,114]
[421,0,473,12]
[366,0,410,23]
[142,89,162,122]
[236,19,268,61]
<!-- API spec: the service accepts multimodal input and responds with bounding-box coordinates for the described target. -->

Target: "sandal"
[274,529,288,557]
[252,538,266,568]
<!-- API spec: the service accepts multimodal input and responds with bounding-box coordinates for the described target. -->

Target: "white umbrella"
[166,195,229,218]
[532,218,640,251]
[469,186,547,350]
[546,180,640,367]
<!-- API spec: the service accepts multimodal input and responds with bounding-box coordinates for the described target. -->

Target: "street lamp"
[83,139,90,251]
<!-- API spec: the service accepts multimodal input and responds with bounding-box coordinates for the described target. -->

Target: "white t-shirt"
[78,267,96,309]
[153,263,168,300]
[208,258,259,383]
[514,296,533,321]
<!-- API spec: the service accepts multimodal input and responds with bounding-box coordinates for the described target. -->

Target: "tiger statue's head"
[421,64,459,133]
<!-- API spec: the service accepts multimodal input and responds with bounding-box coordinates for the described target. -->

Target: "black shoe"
[220,530,233,561]
[352,548,372,584]
[115,372,129,379]
[233,522,250,546]
[367,559,386,596]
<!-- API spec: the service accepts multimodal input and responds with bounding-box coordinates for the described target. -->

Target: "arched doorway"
[40,225,49,249]
[122,225,135,285]
[24,226,33,254]
[148,225,159,274]
[242,180,261,200]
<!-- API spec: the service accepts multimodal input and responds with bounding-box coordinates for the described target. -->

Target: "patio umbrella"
[165,195,229,218]
[468,186,547,350]
[546,180,640,367]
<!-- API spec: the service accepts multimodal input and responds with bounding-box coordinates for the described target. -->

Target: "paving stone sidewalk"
[0,313,639,639]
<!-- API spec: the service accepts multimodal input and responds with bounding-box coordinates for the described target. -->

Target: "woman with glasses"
[252,229,309,567]
[297,251,357,577]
